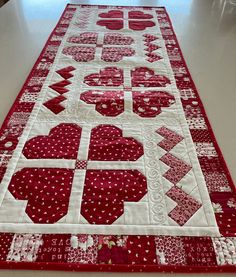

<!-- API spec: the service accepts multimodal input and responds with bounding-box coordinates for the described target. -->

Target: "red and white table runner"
[0,4,235,272]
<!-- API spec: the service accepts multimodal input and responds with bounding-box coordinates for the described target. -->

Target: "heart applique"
[88,125,144,161]
[101,47,135,62]
[99,10,123,18]
[128,11,153,19]
[80,90,124,116]
[8,168,74,223]
[84,67,123,87]
[129,21,155,31]
[67,32,98,44]
[104,33,134,45]
[97,20,123,30]
[62,46,95,62]
[23,123,82,159]
[81,169,147,224]
[132,91,175,117]
[131,67,171,87]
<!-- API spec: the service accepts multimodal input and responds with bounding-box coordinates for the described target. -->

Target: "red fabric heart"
[62,46,95,62]
[132,91,175,117]
[67,32,98,44]
[80,90,124,116]
[131,67,171,87]
[8,168,74,223]
[102,47,135,62]
[84,67,123,87]
[97,20,123,30]
[104,33,134,45]
[99,10,123,18]
[88,125,144,161]
[23,123,82,159]
[129,21,155,31]
[81,170,147,224]
[128,11,153,19]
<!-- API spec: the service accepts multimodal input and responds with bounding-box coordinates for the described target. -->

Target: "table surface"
[0,0,235,276]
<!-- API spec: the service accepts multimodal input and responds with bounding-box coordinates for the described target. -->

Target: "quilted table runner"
[0,4,235,273]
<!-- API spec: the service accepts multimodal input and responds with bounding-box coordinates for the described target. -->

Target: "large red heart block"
[88,125,144,161]
[80,90,124,116]
[102,47,135,62]
[62,46,95,62]
[67,32,98,44]
[132,91,175,117]
[97,20,123,30]
[8,168,74,223]
[98,10,123,18]
[23,123,82,159]
[131,67,171,87]
[129,21,155,31]
[84,67,123,87]
[81,170,147,224]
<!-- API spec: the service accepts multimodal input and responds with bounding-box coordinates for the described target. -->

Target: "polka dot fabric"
[88,125,144,161]
[0,234,14,261]
[0,4,235,273]
[23,123,82,159]
[126,236,157,265]
[8,168,74,223]
[81,170,147,224]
